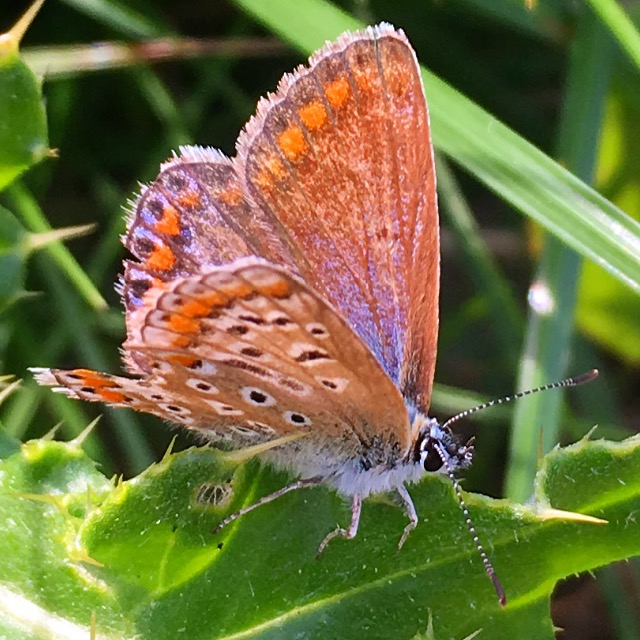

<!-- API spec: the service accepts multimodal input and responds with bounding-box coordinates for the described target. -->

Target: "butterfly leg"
[316,494,362,556]
[396,484,418,550]
[213,476,323,534]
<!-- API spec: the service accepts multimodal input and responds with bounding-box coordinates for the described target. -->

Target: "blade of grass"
[233,0,640,295]
[506,10,614,500]
[23,38,286,80]
[586,0,640,73]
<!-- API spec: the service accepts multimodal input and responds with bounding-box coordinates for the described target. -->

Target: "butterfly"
[33,23,506,603]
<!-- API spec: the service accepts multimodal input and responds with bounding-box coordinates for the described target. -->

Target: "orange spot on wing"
[278,125,307,161]
[72,368,98,379]
[154,205,180,236]
[324,78,350,108]
[176,292,229,321]
[147,245,176,272]
[252,154,287,193]
[98,389,128,404]
[298,101,327,130]
[74,370,118,388]
[171,335,191,348]
[254,169,274,192]
[257,279,290,299]
[351,63,376,93]
[178,191,201,208]
[167,314,200,334]
[180,299,212,318]
[223,282,254,298]
[167,354,199,367]
[197,292,228,308]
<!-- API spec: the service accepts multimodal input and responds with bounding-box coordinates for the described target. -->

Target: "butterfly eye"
[420,441,444,472]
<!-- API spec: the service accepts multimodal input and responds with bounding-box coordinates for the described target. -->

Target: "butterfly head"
[412,416,474,475]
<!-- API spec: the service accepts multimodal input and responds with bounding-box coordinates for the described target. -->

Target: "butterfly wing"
[122,147,300,373]
[35,25,435,457]
[35,260,411,458]
[120,24,437,408]
[236,24,439,411]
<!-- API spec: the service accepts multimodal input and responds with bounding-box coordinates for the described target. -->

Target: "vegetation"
[1,1,639,638]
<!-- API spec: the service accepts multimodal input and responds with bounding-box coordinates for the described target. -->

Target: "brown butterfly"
[34,23,598,605]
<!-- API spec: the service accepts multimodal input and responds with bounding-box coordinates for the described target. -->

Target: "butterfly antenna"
[436,369,599,605]
[434,441,506,606]
[442,369,599,432]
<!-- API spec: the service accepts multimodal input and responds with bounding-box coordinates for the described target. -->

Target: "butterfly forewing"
[236,24,439,410]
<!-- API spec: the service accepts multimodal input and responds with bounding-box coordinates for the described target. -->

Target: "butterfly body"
[274,422,470,498]
[33,23,472,556]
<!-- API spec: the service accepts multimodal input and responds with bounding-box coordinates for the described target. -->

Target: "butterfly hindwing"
[35,260,411,456]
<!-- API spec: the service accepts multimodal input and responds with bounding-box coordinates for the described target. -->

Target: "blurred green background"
[1,0,640,637]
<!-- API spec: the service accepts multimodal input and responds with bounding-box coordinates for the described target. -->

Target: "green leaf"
[0,438,124,637]
[586,0,640,74]
[1,434,639,639]
[0,2,49,190]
